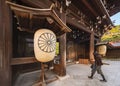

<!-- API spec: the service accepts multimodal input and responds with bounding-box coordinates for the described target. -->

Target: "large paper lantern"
[34,29,56,62]
[97,45,107,56]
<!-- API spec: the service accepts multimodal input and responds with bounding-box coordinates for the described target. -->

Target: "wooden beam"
[68,3,96,23]
[17,27,35,33]
[11,57,38,65]
[21,0,52,8]
[0,0,12,86]
[59,12,66,76]
[94,0,113,25]
[81,0,98,17]
[66,16,92,33]
[66,15,100,38]
[6,1,72,34]
[68,10,90,27]
[89,32,95,63]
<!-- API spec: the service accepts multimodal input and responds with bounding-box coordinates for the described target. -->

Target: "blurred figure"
[88,51,107,82]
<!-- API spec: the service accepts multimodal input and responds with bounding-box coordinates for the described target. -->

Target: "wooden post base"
[33,81,46,86]
[33,63,58,86]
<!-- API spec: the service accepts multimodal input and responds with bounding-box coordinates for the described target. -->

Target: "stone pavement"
[48,60,120,86]
[14,60,120,86]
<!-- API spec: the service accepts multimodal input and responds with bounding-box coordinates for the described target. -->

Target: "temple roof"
[6,0,116,37]
[108,42,120,49]
[6,1,72,36]
[104,0,120,16]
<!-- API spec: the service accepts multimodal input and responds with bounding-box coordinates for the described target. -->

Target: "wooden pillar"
[89,32,95,63]
[0,0,12,86]
[59,12,66,76]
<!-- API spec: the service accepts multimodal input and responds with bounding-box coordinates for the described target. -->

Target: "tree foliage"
[101,25,120,42]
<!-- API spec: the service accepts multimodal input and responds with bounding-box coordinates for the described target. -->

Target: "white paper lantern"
[97,45,107,56]
[34,29,56,62]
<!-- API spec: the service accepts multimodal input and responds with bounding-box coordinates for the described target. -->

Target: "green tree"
[101,25,120,42]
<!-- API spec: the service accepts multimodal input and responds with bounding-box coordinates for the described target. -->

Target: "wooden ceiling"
[7,0,115,37]
[103,0,120,16]
[66,0,113,37]
[6,1,71,36]
[70,0,112,25]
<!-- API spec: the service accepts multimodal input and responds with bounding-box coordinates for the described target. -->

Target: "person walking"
[88,51,107,82]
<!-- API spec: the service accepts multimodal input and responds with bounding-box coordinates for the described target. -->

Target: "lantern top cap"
[95,42,108,46]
